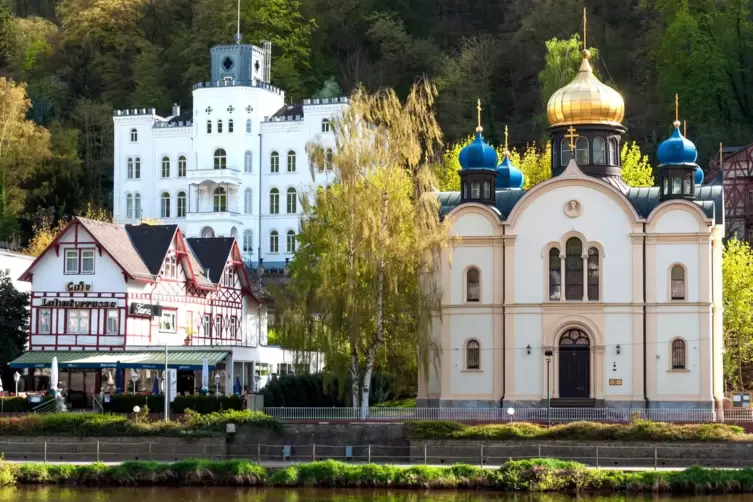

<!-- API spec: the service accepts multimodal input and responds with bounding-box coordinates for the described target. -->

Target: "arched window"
[214,149,227,170]
[322,118,330,132]
[270,230,279,253]
[217,119,223,133]
[134,193,141,219]
[206,120,212,134]
[587,247,599,300]
[671,265,686,300]
[609,138,618,165]
[161,157,170,178]
[269,188,280,214]
[134,158,141,179]
[246,119,252,133]
[466,340,480,370]
[672,339,686,369]
[161,192,171,218]
[244,189,253,214]
[565,237,583,300]
[213,187,227,212]
[178,156,187,177]
[126,194,133,219]
[177,191,186,218]
[243,230,253,253]
[244,151,252,173]
[549,247,561,300]
[130,128,138,142]
[127,157,134,179]
[201,226,215,238]
[286,230,296,253]
[287,150,296,172]
[560,139,572,166]
[575,137,589,164]
[466,267,480,302]
[593,137,606,165]
[286,187,297,213]
[228,119,234,133]
[326,148,333,170]
[270,151,279,173]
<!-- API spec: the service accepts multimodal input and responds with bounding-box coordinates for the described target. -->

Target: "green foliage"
[410,420,748,442]
[539,35,600,108]
[172,395,244,414]
[0,410,279,437]
[621,141,655,187]
[722,238,753,390]
[0,397,53,412]
[0,271,29,390]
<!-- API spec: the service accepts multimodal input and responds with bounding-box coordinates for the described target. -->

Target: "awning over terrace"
[9,350,229,370]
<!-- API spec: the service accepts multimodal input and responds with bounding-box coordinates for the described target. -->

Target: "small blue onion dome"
[459,131,498,170]
[694,165,704,185]
[657,122,698,166]
[496,152,525,189]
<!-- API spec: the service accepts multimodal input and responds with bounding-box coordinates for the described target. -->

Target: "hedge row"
[0,397,54,413]
[103,395,244,414]
[410,420,749,442]
[1,458,753,492]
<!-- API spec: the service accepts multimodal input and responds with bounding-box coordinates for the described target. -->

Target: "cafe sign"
[65,281,92,292]
[129,303,162,318]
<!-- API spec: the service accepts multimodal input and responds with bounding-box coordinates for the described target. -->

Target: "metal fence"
[0,440,750,469]
[262,407,753,423]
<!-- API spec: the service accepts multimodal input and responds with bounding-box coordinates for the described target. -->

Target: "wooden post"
[97,441,100,463]
[44,442,47,463]
[595,445,599,468]
[423,443,427,465]
[257,443,261,462]
[368,444,371,464]
[313,444,316,461]
[654,446,658,470]
[480,445,484,467]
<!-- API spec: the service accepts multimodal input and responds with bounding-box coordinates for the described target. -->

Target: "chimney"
[172,104,180,117]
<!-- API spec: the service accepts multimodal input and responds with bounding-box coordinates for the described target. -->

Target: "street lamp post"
[164,344,169,422]
[13,372,19,396]
[214,372,221,398]
[130,370,139,394]
[545,350,553,426]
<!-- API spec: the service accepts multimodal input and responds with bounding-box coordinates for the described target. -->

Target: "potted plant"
[183,325,195,345]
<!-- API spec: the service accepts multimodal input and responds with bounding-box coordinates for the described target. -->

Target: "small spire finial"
[476,99,483,132]
[673,93,680,128]
[565,126,578,152]
[581,8,590,59]
[235,0,242,43]
[504,125,509,151]
[683,120,686,136]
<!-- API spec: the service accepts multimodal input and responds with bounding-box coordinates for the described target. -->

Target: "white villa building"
[418,49,725,410]
[112,40,348,272]
[10,217,322,404]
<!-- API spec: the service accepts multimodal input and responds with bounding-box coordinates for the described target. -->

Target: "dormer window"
[223,266,235,287]
[162,253,178,279]
[64,248,95,275]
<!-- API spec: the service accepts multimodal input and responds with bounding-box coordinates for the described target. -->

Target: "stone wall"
[410,439,753,468]
[0,436,226,462]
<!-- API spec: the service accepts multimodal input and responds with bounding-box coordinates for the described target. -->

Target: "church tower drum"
[458,100,498,206]
[546,10,626,190]
[657,95,702,201]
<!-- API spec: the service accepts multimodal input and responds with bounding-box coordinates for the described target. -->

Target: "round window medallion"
[222,57,234,71]
[563,200,582,218]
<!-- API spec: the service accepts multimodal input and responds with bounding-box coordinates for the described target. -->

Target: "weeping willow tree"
[274,81,449,416]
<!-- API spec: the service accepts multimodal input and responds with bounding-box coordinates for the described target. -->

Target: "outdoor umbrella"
[50,356,59,396]
[115,367,123,394]
[152,374,159,395]
[234,376,241,395]
[201,357,209,394]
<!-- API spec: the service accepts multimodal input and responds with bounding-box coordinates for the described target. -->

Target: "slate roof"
[125,224,178,275]
[439,183,724,225]
[166,110,193,125]
[272,103,303,119]
[185,237,235,284]
[76,218,153,280]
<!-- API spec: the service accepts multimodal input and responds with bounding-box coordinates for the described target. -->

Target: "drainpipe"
[710,231,718,413]
[257,133,263,263]
[643,223,649,409]
[501,224,506,405]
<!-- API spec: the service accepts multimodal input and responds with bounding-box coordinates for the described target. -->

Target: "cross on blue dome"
[657,124,698,167]
[459,131,498,171]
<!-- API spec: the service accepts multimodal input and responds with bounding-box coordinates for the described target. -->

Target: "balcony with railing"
[186,167,242,186]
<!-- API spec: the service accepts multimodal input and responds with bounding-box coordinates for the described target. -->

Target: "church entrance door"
[558,329,590,398]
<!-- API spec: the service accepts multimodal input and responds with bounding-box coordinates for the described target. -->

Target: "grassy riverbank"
[2,458,753,493]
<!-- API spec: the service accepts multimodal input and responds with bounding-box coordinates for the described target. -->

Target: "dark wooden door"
[558,329,590,398]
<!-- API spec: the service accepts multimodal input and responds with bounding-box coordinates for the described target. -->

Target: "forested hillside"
[1,0,752,243]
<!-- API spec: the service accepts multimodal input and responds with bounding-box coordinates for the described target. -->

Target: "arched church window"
[213,187,227,212]
[270,151,279,173]
[178,156,186,177]
[217,120,223,133]
[671,265,686,300]
[560,139,572,167]
[287,187,297,213]
[483,181,491,199]
[593,137,606,165]
[466,267,480,302]
[287,150,297,172]
[466,340,480,370]
[228,119,234,133]
[671,339,686,369]
[206,120,212,134]
[161,157,170,178]
[609,138,618,165]
[214,149,227,170]
[549,248,561,301]
[565,237,583,300]
[587,247,599,300]
[575,137,589,164]
[269,188,280,214]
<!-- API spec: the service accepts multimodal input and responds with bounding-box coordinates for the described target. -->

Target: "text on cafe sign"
[65,281,92,292]
[129,303,162,318]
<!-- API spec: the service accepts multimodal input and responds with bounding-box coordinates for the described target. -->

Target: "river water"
[0,488,749,502]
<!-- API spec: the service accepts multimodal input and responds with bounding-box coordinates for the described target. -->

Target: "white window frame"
[244,189,253,214]
[270,230,279,253]
[270,189,279,214]
[286,188,297,213]
[81,249,95,274]
[287,150,296,172]
[270,151,279,173]
[67,310,89,334]
[64,249,79,274]
[106,310,119,335]
[39,309,51,334]
[177,192,186,218]
[243,230,253,253]
[126,194,134,219]
[286,230,296,253]
[161,157,170,178]
[130,128,138,142]
[178,156,187,177]
[159,311,177,333]
[244,151,253,173]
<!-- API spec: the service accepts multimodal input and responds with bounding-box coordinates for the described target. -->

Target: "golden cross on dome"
[583,8,587,50]
[504,125,509,151]
[683,120,687,136]
[565,126,578,152]
[476,99,483,132]
[674,93,681,127]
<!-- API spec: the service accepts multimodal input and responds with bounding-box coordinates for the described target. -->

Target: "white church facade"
[112,40,348,272]
[418,48,725,410]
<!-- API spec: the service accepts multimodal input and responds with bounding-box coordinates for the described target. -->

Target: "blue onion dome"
[694,165,704,185]
[459,131,498,170]
[496,150,525,189]
[657,120,698,166]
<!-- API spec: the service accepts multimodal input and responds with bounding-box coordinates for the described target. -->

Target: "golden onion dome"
[546,51,625,128]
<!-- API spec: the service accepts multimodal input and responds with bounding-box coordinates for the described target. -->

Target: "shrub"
[410,420,749,442]
[104,394,244,414]
[0,397,53,413]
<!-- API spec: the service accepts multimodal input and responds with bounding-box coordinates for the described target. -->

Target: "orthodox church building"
[418,43,725,410]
